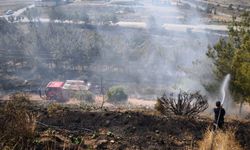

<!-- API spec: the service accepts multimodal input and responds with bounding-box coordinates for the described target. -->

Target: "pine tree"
[207,12,250,103]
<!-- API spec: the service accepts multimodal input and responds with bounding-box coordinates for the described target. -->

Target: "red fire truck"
[45,81,65,101]
[44,80,90,101]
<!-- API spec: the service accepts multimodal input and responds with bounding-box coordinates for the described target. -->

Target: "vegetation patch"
[106,86,128,102]
[0,93,37,149]
[155,91,208,117]
[198,129,242,150]
[73,90,94,102]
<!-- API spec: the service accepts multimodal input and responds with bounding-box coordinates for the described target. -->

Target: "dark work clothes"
[213,107,226,129]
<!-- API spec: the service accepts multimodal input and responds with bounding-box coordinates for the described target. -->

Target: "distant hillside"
[205,0,250,6]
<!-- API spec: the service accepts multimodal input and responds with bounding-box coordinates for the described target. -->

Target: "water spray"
[221,74,231,106]
[215,74,230,130]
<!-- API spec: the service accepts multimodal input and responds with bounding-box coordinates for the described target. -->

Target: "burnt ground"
[0,100,250,150]
[38,110,207,150]
[35,107,250,150]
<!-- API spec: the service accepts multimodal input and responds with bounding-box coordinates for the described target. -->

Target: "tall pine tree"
[207,12,250,104]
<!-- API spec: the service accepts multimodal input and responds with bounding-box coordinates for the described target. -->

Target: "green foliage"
[232,34,250,100]
[107,86,128,102]
[206,39,235,79]
[73,90,94,102]
[207,12,250,103]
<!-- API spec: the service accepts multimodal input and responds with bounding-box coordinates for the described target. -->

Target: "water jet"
[221,74,231,105]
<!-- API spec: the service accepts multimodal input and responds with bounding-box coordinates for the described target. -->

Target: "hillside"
[1,100,250,150]
[210,0,250,6]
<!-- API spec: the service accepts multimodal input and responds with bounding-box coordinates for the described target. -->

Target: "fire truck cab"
[45,81,65,101]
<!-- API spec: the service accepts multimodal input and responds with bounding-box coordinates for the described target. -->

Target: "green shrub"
[73,90,94,102]
[107,86,128,102]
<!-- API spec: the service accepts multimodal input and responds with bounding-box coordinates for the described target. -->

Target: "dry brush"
[155,91,208,117]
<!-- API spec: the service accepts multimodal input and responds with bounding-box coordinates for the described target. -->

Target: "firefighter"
[213,101,226,130]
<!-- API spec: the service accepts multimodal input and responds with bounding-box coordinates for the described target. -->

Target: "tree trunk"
[239,100,244,116]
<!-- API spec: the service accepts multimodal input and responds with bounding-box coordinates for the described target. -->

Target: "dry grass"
[0,93,37,149]
[47,102,64,115]
[198,128,242,150]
